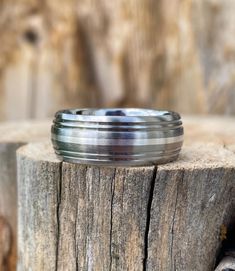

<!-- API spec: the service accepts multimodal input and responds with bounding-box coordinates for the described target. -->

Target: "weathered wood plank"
[147,166,235,270]
[0,121,50,271]
[17,146,156,271]
[17,142,60,271]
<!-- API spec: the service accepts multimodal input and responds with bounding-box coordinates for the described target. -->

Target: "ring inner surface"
[74,108,169,117]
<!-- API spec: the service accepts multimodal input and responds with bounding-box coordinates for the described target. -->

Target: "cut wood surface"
[0,121,50,271]
[17,116,235,271]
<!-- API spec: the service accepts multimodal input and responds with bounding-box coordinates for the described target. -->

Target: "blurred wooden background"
[0,0,235,120]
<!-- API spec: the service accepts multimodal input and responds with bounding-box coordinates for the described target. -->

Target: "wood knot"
[23,29,39,45]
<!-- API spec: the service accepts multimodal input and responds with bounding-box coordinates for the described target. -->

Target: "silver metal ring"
[51,108,184,166]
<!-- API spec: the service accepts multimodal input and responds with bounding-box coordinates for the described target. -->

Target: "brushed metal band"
[51,108,184,166]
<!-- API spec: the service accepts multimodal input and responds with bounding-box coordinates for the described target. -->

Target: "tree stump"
[0,121,50,271]
[17,117,235,271]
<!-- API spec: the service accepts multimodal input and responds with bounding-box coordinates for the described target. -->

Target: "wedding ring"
[51,108,184,166]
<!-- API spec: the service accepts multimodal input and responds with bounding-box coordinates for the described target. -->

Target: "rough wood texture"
[17,144,155,271]
[0,121,50,271]
[17,116,235,271]
[1,0,235,120]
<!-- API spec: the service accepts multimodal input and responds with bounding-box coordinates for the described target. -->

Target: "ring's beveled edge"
[54,108,182,123]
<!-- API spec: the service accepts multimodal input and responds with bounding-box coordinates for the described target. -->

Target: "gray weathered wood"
[17,117,235,271]
[147,160,235,270]
[17,142,60,271]
[17,142,155,270]
[0,121,50,271]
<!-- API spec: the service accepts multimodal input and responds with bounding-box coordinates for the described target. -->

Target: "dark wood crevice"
[55,161,62,271]
[109,168,116,271]
[143,166,157,271]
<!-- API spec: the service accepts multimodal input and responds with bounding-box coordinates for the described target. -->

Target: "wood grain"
[17,143,156,271]
[0,121,50,271]
[1,1,235,120]
[147,166,235,270]
[0,0,97,120]
[17,117,235,270]
[17,142,60,271]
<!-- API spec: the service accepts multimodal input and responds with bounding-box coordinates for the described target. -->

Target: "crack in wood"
[74,168,80,271]
[109,168,116,271]
[143,166,157,271]
[55,162,62,271]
